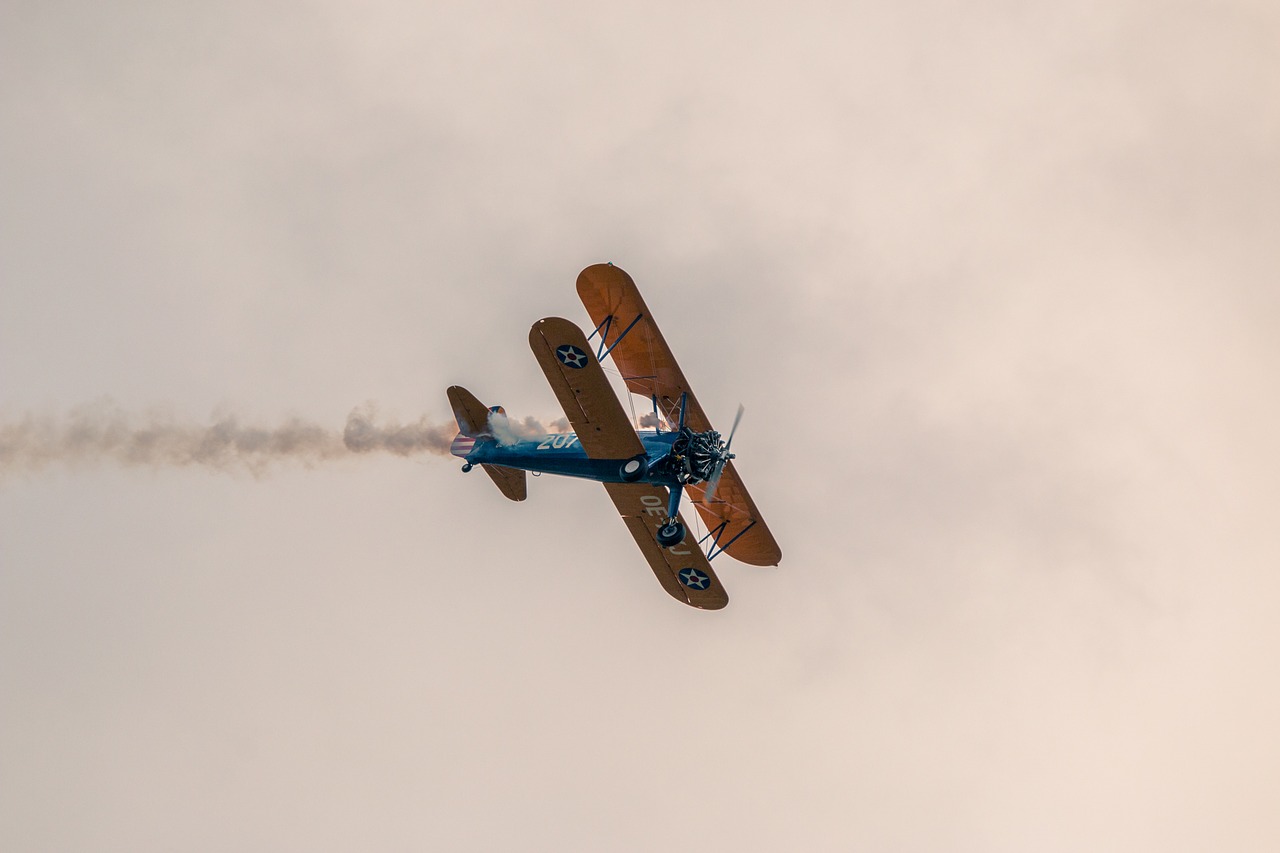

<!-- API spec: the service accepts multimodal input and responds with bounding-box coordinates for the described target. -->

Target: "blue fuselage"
[461,430,679,485]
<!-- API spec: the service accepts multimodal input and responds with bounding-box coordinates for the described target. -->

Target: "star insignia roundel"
[556,345,588,369]
[678,568,710,590]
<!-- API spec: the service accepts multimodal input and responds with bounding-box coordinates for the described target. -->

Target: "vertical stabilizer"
[447,385,492,437]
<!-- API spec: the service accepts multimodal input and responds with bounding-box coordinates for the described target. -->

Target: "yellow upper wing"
[576,263,782,567]
[576,264,714,433]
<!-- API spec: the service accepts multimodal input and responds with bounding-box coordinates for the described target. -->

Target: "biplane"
[446,263,781,609]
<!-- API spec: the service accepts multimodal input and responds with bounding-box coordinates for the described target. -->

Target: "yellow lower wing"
[603,483,728,610]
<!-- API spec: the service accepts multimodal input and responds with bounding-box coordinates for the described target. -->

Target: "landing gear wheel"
[461,462,473,473]
[656,519,686,548]
[619,454,648,482]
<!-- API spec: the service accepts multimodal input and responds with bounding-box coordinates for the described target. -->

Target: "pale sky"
[3,2,1279,850]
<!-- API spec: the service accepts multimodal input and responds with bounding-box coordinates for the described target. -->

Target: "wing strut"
[702,518,757,562]
[587,312,646,363]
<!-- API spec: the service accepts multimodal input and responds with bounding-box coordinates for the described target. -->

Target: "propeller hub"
[680,428,722,483]
[662,405,744,495]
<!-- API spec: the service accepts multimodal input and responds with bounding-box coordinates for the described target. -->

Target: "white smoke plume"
[485,411,570,445]
[0,401,568,478]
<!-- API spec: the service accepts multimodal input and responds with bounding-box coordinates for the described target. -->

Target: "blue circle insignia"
[556,344,589,369]
[678,568,710,590]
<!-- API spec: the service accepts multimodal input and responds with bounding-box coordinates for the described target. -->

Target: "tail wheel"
[656,519,686,548]
[619,455,648,482]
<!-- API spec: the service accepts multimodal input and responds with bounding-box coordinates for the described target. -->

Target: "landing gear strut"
[655,483,687,547]
[656,519,686,547]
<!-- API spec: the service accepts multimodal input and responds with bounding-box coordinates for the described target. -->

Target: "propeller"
[703,404,744,504]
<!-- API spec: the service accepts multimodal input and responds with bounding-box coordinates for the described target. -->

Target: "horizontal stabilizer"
[482,464,527,501]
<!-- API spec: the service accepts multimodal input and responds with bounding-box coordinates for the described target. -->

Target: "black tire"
[656,519,686,548]
[619,455,648,482]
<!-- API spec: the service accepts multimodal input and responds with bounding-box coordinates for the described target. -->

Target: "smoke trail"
[342,405,456,456]
[0,401,566,478]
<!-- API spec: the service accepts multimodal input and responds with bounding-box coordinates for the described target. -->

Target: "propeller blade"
[723,404,744,452]
[704,466,726,504]
[704,404,744,504]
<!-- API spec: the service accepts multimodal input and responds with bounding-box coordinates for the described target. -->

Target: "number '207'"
[536,434,580,450]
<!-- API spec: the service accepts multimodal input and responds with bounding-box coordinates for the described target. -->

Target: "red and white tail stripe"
[450,434,476,458]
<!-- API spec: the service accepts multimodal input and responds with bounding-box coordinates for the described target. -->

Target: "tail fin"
[447,385,492,437]
[445,385,527,502]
